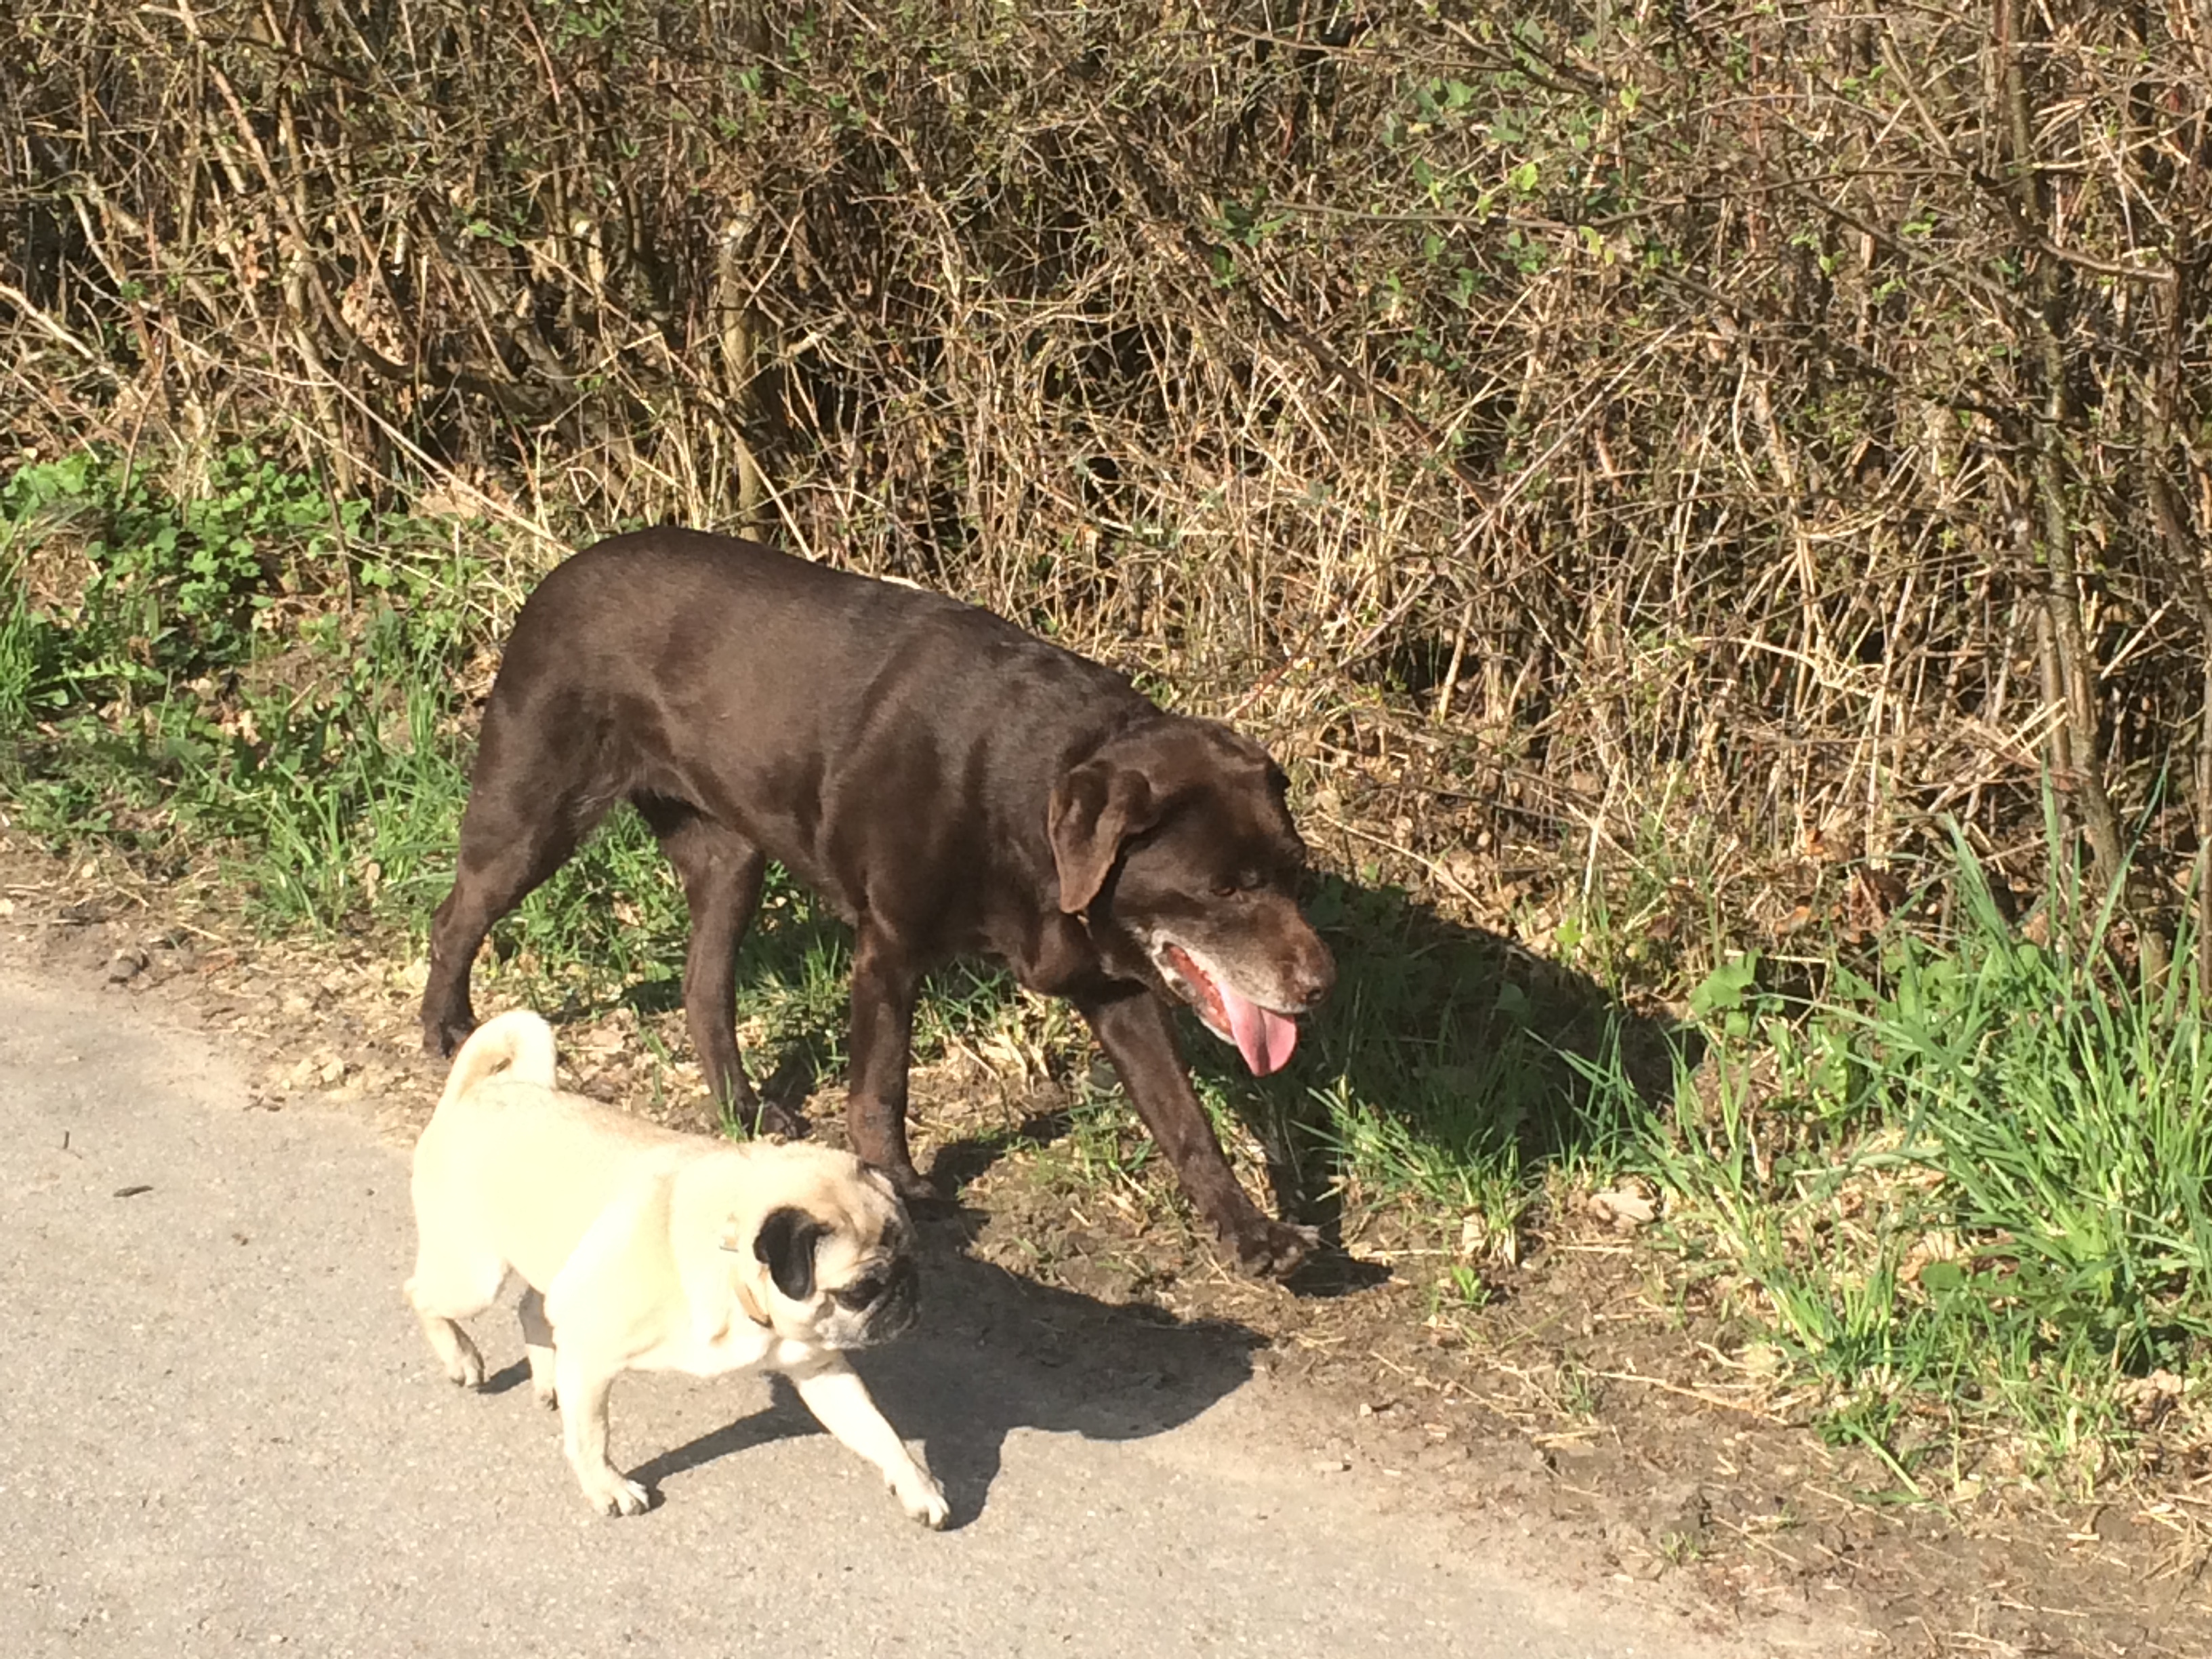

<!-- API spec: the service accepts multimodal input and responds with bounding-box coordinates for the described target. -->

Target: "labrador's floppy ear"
[753,1206,827,1301]
[1048,754,1161,914]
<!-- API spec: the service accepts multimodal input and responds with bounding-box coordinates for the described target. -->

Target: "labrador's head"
[1048,716,1334,1074]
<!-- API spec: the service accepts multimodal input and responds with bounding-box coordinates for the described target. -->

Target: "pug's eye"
[834,1273,886,1311]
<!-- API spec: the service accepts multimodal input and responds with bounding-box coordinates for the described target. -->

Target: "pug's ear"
[753,1206,827,1301]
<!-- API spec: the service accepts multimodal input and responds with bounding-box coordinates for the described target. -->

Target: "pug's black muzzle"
[861,1256,920,1345]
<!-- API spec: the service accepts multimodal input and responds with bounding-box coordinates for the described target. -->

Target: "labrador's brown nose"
[1291,936,1336,1008]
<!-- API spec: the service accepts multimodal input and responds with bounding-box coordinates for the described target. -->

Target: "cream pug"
[406,1009,946,1525]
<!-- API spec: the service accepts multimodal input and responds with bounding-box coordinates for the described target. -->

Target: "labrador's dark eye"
[834,1273,886,1311]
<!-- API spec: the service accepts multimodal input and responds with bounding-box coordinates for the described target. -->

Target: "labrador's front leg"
[1080,987,1317,1277]
[843,922,932,1203]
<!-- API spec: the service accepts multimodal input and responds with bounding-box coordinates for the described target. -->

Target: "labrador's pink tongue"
[1221,982,1298,1076]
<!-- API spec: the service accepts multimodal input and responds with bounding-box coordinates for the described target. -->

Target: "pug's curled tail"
[438,1008,560,1108]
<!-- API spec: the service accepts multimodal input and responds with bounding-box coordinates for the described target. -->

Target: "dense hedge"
[6,1,2211,966]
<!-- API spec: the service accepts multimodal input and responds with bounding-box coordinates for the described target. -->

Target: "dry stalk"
[3,1,2209,967]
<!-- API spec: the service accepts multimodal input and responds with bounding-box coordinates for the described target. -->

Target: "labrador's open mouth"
[1156,941,1299,1076]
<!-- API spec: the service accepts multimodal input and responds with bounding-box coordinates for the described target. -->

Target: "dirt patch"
[941,1157,2212,1657]
[3,835,2207,1657]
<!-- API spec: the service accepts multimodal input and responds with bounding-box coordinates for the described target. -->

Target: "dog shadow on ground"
[924,871,1696,1294]
[558,859,1694,1299]
[485,878,1685,1520]
[1271,871,1694,1225]
[592,1240,1261,1530]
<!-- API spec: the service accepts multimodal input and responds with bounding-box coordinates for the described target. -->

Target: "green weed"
[3,448,485,920]
[1582,808,2212,1488]
[1,445,1040,1118]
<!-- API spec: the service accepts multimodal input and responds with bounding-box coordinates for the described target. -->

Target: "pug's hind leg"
[553,1349,647,1517]
[789,1357,949,1528]
[411,1306,486,1389]
[517,1287,558,1408]
[404,1248,506,1389]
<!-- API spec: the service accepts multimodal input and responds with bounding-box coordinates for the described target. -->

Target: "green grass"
[9,444,2211,1492]
[3,446,483,916]
[0,447,1015,1101]
[1577,806,2212,1489]
[1196,870,1656,1263]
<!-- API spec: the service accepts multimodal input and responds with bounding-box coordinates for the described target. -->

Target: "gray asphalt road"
[0,966,1847,1657]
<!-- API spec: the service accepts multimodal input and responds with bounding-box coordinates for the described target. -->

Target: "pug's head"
[739,1153,920,1350]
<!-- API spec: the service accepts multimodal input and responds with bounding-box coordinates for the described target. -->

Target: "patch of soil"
[4,834,2208,1657]
[938,1148,2212,1657]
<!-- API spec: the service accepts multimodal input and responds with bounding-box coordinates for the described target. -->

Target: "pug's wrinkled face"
[750,1170,920,1350]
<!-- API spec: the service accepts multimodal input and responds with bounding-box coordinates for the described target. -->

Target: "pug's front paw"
[577,1465,651,1517]
[894,1467,949,1530]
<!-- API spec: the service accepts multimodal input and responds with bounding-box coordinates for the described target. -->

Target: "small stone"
[1587,1186,1656,1227]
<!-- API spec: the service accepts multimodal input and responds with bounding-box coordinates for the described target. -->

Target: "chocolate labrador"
[420,530,1334,1275]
